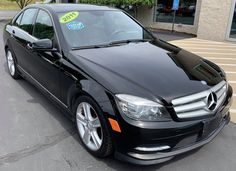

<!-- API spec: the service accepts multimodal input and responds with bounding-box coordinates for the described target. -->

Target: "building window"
[155,0,197,25]
[230,2,236,39]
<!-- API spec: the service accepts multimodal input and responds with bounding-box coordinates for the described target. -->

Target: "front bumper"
[112,86,233,165]
[115,113,230,165]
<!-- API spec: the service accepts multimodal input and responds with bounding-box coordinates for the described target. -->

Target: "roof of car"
[29,3,118,13]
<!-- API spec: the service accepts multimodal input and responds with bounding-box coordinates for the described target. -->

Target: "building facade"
[137,0,236,42]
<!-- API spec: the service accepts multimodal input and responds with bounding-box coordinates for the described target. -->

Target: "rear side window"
[33,10,54,40]
[19,8,37,34]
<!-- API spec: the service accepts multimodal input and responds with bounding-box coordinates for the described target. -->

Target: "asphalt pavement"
[0,22,236,171]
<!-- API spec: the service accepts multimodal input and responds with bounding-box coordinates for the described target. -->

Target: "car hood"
[70,40,224,103]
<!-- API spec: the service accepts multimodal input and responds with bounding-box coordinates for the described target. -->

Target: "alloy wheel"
[76,102,103,151]
[7,50,15,76]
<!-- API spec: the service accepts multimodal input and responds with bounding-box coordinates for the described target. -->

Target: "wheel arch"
[4,40,19,65]
[4,39,11,54]
[4,45,9,53]
[67,79,116,118]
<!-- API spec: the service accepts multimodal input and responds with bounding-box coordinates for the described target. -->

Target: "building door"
[228,0,236,40]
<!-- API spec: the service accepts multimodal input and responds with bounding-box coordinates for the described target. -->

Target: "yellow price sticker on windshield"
[60,11,79,24]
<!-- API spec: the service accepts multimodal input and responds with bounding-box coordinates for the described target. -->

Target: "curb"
[148,27,196,38]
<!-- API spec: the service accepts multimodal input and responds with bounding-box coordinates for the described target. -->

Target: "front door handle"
[26,43,33,50]
[11,30,15,37]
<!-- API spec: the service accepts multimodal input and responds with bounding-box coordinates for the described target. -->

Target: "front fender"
[62,61,116,118]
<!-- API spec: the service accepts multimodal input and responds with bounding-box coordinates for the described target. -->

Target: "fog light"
[135,145,170,152]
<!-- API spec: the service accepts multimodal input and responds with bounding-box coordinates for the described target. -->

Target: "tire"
[73,95,113,158]
[5,48,20,79]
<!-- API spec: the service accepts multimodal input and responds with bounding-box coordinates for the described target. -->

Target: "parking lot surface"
[0,22,236,171]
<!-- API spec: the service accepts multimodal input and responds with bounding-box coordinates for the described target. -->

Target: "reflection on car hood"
[70,41,223,103]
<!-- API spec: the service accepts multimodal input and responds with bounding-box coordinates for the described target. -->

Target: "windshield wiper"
[71,39,152,50]
[71,44,110,50]
[108,39,151,46]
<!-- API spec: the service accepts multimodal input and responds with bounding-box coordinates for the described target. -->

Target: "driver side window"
[33,10,54,40]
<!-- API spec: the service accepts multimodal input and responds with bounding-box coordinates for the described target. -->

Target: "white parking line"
[173,40,223,44]
[173,43,236,48]
[226,71,236,74]
[185,48,236,52]
[173,40,236,45]
[192,52,236,55]
[229,81,236,84]
[206,57,236,60]
[217,63,236,67]
[230,109,236,113]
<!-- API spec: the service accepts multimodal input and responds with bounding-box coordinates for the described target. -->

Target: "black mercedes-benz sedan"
[3,4,233,165]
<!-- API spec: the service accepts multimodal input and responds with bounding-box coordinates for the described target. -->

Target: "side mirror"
[30,39,56,51]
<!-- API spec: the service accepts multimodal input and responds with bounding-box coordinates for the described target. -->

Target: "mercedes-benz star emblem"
[207,92,217,111]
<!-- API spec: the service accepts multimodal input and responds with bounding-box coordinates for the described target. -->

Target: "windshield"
[58,10,153,49]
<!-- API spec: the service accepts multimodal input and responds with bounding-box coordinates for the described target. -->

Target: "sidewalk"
[152,29,195,41]
[0,10,18,22]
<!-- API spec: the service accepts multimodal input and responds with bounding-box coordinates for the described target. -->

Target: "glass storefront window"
[230,3,236,39]
[155,0,197,25]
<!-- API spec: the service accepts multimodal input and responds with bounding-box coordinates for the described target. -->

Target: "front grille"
[172,81,227,119]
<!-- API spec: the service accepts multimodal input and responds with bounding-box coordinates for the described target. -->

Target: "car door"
[9,8,38,74]
[29,9,62,102]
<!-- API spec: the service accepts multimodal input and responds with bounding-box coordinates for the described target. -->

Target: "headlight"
[219,67,229,91]
[115,94,171,121]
